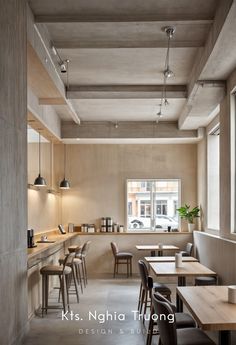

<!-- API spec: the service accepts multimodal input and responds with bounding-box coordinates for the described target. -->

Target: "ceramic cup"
[175,252,183,268]
[41,235,47,242]
[228,285,236,304]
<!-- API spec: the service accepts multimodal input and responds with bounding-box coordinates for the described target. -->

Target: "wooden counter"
[28,232,79,259]
[27,232,79,269]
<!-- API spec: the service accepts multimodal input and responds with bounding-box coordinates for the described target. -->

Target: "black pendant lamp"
[34,133,47,187]
[60,145,70,189]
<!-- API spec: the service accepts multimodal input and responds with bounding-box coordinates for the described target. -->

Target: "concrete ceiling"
[29,0,217,18]
[28,0,236,133]
[70,99,185,122]
[58,48,197,85]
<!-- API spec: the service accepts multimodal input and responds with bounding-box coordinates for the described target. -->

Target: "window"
[127,179,180,231]
[207,125,220,231]
[156,200,167,215]
[128,202,132,216]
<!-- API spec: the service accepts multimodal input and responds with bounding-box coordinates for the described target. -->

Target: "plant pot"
[188,223,195,232]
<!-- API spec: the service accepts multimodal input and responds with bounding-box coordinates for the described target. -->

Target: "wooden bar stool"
[62,245,85,293]
[40,253,74,317]
[58,253,80,301]
[111,242,133,278]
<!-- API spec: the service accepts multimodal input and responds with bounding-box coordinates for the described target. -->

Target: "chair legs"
[113,257,133,278]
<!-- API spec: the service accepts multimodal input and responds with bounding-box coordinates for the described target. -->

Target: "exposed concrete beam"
[188,0,233,96]
[67,85,187,100]
[54,40,204,49]
[61,121,199,142]
[179,81,225,130]
[35,15,213,24]
[27,4,81,125]
[179,0,233,129]
[27,88,61,141]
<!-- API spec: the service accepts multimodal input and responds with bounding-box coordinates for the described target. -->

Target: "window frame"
[230,91,236,234]
[125,178,181,232]
[207,124,220,232]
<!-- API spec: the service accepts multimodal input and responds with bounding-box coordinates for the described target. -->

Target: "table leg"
[176,276,186,312]
[219,330,231,345]
[151,250,156,257]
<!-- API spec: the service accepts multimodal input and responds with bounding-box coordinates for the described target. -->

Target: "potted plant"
[177,204,200,232]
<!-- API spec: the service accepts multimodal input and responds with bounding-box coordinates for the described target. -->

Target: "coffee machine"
[27,229,36,248]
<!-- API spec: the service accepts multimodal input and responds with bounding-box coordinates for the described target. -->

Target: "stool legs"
[71,263,80,303]
[75,262,83,293]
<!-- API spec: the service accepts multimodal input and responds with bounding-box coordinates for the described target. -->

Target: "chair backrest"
[111,242,119,256]
[152,293,177,345]
[138,260,151,291]
[186,242,193,256]
[81,241,92,256]
[62,252,75,271]
[153,291,176,313]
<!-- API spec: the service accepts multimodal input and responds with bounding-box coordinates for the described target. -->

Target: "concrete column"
[0,1,28,344]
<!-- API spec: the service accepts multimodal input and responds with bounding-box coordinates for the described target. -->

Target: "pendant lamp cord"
[64,144,66,179]
[39,133,41,175]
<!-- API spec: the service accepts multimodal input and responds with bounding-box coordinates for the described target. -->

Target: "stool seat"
[116,252,133,258]
[195,276,217,286]
[74,258,83,264]
[153,282,171,295]
[177,327,215,345]
[40,265,71,275]
[176,312,196,328]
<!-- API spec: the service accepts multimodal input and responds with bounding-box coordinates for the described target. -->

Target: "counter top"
[27,232,79,260]
[77,231,190,235]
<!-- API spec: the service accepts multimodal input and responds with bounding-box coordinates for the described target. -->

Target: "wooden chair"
[138,260,171,323]
[146,292,196,345]
[180,242,193,257]
[152,293,215,345]
[111,242,133,278]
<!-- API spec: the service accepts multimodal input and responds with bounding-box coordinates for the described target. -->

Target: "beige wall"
[28,143,61,233]
[53,144,198,231]
[70,233,193,277]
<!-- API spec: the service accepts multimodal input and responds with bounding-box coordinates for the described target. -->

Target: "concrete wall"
[0,1,28,344]
[53,144,198,231]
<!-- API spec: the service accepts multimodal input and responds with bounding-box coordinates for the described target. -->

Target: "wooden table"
[136,244,179,256]
[145,256,198,263]
[177,286,236,345]
[150,261,217,311]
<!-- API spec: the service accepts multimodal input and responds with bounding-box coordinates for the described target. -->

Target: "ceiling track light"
[156,26,176,120]
[51,45,70,77]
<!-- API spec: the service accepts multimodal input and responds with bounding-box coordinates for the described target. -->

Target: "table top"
[150,261,217,277]
[136,245,179,250]
[145,256,198,263]
[177,286,236,331]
